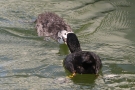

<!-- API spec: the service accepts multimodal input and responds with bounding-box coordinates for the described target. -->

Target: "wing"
[64,54,75,73]
[81,51,102,74]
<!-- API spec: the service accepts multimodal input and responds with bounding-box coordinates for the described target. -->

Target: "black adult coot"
[63,33,102,77]
[35,12,73,44]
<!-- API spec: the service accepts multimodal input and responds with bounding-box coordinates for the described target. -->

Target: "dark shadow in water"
[58,44,69,55]
[64,69,99,86]
[71,74,97,84]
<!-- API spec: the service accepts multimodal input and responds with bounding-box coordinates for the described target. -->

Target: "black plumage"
[63,33,102,75]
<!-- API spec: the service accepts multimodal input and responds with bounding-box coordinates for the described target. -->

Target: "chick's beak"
[62,37,67,44]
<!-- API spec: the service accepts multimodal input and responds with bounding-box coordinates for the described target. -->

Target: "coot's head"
[66,33,82,53]
[57,30,73,44]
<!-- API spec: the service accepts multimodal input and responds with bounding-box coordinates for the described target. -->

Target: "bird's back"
[35,12,72,40]
[64,51,102,74]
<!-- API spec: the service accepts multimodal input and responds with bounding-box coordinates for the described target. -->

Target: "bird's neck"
[66,33,82,53]
[67,41,82,53]
[69,46,82,53]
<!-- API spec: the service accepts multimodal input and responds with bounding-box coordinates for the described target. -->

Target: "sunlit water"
[0,0,135,89]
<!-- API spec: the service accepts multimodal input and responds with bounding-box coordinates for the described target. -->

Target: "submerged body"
[63,33,102,75]
[64,51,102,74]
[35,12,73,44]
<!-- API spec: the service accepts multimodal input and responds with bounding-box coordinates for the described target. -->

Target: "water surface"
[0,0,135,89]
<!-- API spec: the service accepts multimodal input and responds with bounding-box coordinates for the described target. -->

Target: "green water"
[0,0,135,89]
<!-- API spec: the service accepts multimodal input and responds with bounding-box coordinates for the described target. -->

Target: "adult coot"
[63,33,102,77]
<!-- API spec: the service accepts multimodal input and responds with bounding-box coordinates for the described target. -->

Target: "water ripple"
[0,0,135,89]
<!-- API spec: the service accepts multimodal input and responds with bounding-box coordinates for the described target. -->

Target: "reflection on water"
[0,0,135,89]
[58,44,69,55]
[71,74,96,84]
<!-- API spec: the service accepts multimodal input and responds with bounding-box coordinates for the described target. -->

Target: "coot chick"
[35,12,73,44]
[63,33,102,77]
